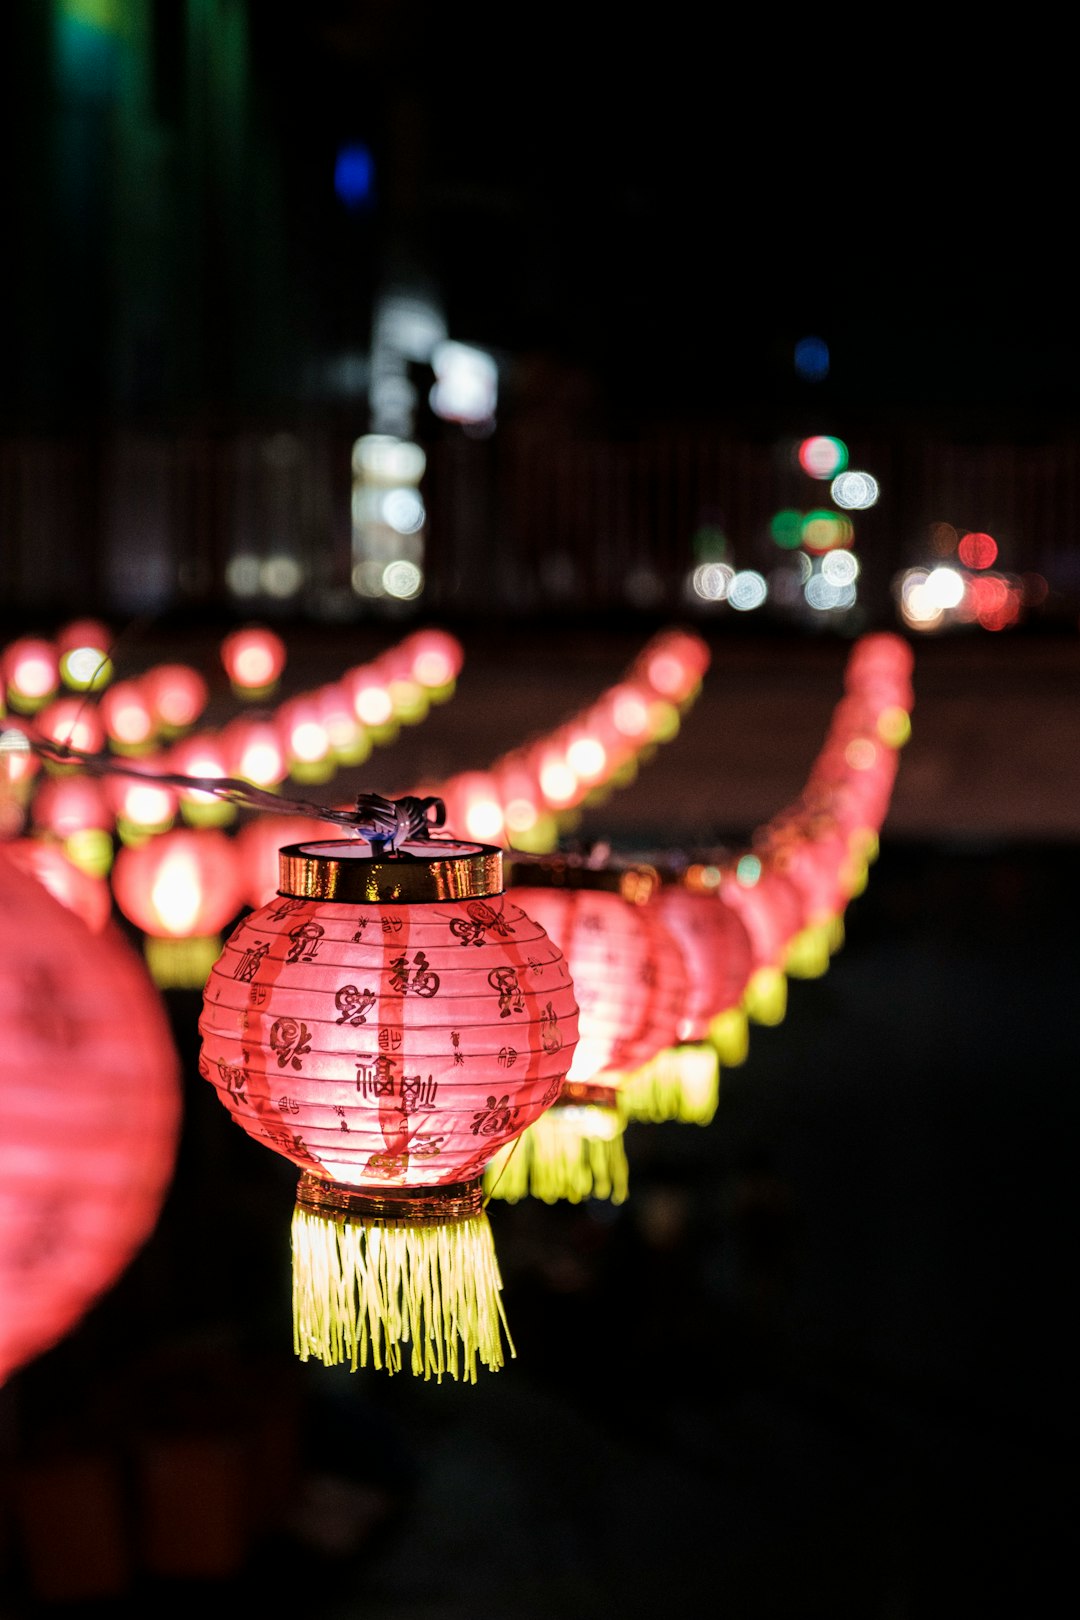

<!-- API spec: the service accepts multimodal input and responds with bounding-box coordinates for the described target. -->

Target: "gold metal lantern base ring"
[291,1174,510,1382]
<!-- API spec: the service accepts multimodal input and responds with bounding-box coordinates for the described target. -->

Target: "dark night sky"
[245,4,1080,440]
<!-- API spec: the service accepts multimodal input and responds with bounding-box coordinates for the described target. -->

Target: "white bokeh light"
[831,470,880,510]
[729,570,768,611]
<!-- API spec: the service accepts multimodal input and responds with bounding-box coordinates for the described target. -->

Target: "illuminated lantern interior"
[220,626,287,700]
[198,833,579,1380]
[111,827,246,989]
[0,848,181,1387]
[56,619,114,693]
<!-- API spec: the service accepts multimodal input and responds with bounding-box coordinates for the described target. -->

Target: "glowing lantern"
[198,829,580,1379]
[317,683,372,767]
[56,619,114,693]
[402,627,463,702]
[374,646,432,727]
[0,724,41,820]
[276,696,335,785]
[759,816,855,979]
[4,837,112,934]
[342,665,397,743]
[165,733,237,828]
[486,854,685,1206]
[491,753,558,854]
[3,638,59,715]
[221,626,287,701]
[635,628,710,709]
[31,773,115,876]
[222,715,288,791]
[99,680,157,756]
[0,848,181,1386]
[439,771,507,846]
[714,854,804,1027]
[106,758,179,845]
[142,664,210,739]
[619,862,754,1124]
[111,827,246,989]
[33,696,107,760]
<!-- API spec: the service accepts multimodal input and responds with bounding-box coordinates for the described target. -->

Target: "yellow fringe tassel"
[618,1044,719,1125]
[483,1106,629,1205]
[291,1208,512,1382]
[144,933,221,991]
[744,966,788,1026]
[785,923,832,979]
[708,1005,750,1067]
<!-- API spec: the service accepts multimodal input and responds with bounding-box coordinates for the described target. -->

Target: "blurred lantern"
[374,646,431,727]
[235,811,344,910]
[438,770,507,847]
[0,848,181,1387]
[0,724,41,824]
[760,815,855,979]
[491,753,558,854]
[401,627,463,703]
[112,827,246,989]
[4,837,112,934]
[165,732,237,828]
[316,683,372,767]
[99,680,157,756]
[342,664,397,743]
[618,858,754,1125]
[141,663,210,740]
[106,758,179,845]
[3,637,59,715]
[276,695,335,785]
[31,772,115,876]
[635,627,710,710]
[198,822,579,1379]
[56,619,114,693]
[33,696,107,762]
[486,853,684,1206]
[713,854,804,1027]
[221,626,287,701]
[222,714,288,791]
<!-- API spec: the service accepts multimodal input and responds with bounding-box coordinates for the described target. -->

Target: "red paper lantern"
[198,832,580,1379]
[0,848,181,1386]
[3,638,59,715]
[220,626,287,700]
[30,773,115,876]
[141,663,210,739]
[713,854,804,1027]
[111,827,246,988]
[486,854,684,1205]
[56,619,114,693]
[401,628,463,700]
[99,680,157,755]
[221,714,289,791]
[618,862,754,1124]
[33,696,107,759]
[164,732,237,828]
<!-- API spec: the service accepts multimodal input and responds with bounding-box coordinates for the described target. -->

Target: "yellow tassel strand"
[743,966,788,1026]
[708,1005,750,1067]
[618,1044,720,1125]
[291,1208,512,1382]
[483,1105,630,1205]
[785,922,833,979]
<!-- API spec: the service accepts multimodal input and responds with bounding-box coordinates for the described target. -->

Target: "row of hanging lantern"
[0,625,913,1389]
[2,621,464,869]
[414,626,712,854]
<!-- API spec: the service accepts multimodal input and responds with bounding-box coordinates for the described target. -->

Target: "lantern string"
[9,730,445,850]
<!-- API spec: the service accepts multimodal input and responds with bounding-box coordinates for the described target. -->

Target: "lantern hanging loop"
[14,732,445,851]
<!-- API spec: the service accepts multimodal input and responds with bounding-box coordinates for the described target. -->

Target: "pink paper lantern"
[3,638,59,715]
[0,848,181,1386]
[619,865,754,1124]
[487,854,685,1205]
[198,834,579,1380]
[111,827,246,989]
[164,732,237,828]
[220,626,287,700]
[713,855,805,1027]
[141,663,210,738]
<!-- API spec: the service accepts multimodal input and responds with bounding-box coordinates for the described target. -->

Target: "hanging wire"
[3,728,445,853]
